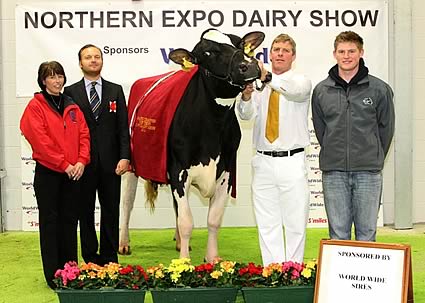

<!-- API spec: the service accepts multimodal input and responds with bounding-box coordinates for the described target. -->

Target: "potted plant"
[237,260,317,303]
[147,258,239,303]
[53,261,148,303]
[53,258,316,303]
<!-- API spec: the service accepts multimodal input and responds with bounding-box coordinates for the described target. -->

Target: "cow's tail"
[144,179,158,212]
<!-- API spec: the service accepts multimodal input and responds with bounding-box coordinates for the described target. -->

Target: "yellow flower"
[210,270,223,279]
[270,263,282,271]
[97,270,106,279]
[106,262,120,271]
[147,264,162,273]
[166,258,194,283]
[148,264,165,279]
[220,261,236,273]
[104,262,120,280]
[155,270,164,279]
[301,268,312,278]
[81,262,101,271]
[171,272,181,283]
[262,263,282,277]
[262,267,272,278]
[305,260,316,270]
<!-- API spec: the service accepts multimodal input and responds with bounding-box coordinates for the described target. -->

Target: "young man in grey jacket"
[311,31,395,241]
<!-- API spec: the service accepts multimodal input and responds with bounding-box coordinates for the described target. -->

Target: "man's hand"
[258,60,269,82]
[242,83,254,101]
[115,159,130,175]
[242,60,271,99]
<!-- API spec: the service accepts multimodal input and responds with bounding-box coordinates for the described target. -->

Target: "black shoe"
[99,255,118,265]
[83,253,102,265]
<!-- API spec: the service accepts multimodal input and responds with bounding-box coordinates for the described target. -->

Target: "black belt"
[257,148,304,157]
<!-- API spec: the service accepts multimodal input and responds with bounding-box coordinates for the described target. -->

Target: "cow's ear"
[169,49,198,68]
[240,32,265,55]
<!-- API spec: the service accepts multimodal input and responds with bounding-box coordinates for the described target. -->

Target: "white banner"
[16,1,388,230]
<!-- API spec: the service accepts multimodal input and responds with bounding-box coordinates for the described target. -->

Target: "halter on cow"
[126,29,265,261]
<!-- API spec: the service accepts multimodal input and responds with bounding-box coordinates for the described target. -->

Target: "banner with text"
[16,1,388,230]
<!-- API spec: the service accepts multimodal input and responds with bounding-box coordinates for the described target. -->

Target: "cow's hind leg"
[172,195,181,251]
[205,171,230,263]
[172,195,192,252]
[171,180,193,259]
[118,172,138,255]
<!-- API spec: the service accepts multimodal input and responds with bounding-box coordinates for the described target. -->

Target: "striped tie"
[90,81,101,119]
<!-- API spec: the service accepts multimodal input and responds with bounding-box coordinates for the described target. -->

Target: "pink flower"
[55,261,80,286]
[291,270,300,280]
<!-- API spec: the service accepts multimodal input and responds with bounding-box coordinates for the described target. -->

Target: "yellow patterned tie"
[265,89,279,143]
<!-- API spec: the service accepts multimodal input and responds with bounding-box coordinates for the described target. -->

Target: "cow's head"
[169,29,265,87]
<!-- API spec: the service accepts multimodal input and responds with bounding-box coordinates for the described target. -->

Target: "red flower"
[239,262,263,277]
[195,263,214,273]
[119,265,134,275]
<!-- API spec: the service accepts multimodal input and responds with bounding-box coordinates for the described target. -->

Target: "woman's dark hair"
[37,61,67,90]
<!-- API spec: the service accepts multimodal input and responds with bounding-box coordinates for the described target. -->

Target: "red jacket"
[20,93,90,173]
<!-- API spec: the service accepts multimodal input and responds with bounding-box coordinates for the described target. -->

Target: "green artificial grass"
[0,227,424,303]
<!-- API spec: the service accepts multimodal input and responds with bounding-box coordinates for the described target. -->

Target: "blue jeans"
[322,171,382,241]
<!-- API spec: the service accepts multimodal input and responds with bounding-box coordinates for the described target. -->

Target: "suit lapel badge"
[109,101,117,113]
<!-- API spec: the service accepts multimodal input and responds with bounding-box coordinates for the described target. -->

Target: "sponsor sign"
[315,240,413,303]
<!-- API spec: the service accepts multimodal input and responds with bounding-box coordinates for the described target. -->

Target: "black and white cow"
[123,29,265,261]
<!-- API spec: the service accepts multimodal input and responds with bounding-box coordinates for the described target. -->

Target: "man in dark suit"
[64,44,130,265]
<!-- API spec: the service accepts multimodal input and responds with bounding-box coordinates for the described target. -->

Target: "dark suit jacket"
[64,78,130,173]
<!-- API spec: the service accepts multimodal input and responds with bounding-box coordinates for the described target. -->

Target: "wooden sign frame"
[314,239,413,303]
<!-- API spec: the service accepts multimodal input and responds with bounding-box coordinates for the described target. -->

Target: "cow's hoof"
[204,256,221,263]
[175,244,192,252]
[118,246,132,255]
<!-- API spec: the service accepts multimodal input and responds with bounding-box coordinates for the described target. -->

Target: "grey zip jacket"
[312,72,395,172]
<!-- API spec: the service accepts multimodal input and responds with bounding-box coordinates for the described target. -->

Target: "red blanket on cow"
[128,66,198,183]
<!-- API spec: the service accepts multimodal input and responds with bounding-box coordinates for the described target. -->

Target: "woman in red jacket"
[20,61,90,289]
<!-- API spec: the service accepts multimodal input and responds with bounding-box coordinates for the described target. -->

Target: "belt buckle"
[271,151,279,157]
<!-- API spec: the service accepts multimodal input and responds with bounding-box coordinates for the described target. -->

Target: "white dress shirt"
[237,69,312,151]
[84,77,102,101]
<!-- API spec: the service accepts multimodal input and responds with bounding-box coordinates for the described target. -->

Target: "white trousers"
[252,151,310,266]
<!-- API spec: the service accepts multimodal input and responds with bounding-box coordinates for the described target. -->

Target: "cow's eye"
[239,63,248,72]
[204,51,211,56]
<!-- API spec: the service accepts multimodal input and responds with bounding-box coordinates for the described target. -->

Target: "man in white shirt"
[237,33,311,265]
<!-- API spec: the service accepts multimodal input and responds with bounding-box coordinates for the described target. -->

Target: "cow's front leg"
[205,171,230,262]
[118,172,138,255]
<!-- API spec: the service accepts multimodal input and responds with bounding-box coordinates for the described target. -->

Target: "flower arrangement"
[53,259,316,290]
[237,260,317,288]
[53,261,149,290]
[147,258,242,289]
[146,258,316,289]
